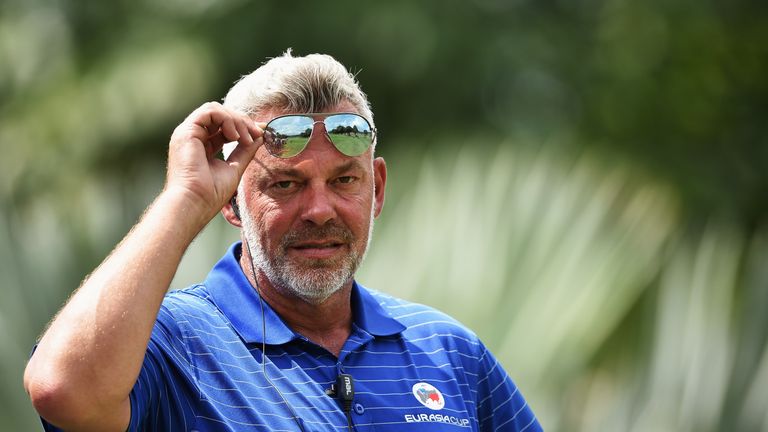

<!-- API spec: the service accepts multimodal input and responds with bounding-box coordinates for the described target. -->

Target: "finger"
[215,115,240,143]
[233,117,253,147]
[226,135,262,176]
[223,108,261,142]
[205,131,229,159]
[250,121,266,141]
[188,102,240,142]
[228,116,263,163]
[215,120,252,162]
[187,101,231,123]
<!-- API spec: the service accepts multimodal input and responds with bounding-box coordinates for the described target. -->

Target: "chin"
[276,265,352,304]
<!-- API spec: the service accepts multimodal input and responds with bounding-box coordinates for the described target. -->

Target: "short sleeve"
[475,345,542,432]
[35,306,187,432]
[127,306,190,431]
[127,331,166,430]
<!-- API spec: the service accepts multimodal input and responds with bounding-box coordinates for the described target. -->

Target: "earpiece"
[230,196,241,220]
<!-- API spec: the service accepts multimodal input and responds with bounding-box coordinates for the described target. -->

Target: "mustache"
[281,223,355,247]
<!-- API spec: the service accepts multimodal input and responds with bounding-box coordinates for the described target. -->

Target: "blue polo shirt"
[43,242,541,431]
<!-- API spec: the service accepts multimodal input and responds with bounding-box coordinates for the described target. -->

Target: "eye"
[336,176,356,184]
[274,180,294,190]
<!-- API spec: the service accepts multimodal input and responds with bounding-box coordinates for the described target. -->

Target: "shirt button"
[354,403,365,415]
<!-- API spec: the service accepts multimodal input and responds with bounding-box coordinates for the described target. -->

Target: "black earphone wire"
[242,237,307,432]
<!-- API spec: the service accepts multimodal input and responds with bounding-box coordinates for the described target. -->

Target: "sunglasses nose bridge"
[311,119,326,132]
[308,119,332,145]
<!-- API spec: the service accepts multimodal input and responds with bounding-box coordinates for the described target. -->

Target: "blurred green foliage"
[2,0,767,430]
[3,0,767,223]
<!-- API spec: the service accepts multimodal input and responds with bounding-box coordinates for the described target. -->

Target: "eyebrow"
[258,159,366,182]
[330,159,366,177]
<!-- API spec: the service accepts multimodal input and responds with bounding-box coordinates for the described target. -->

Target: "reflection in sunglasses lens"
[264,114,373,158]
[265,116,313,158]
[325,114,373,157]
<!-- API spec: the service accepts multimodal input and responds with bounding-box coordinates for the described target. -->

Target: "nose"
[300,182,337,226]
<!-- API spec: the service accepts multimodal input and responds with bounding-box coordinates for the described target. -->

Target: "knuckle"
[196,102,223,119]
[171,125,198,142]
[171,125,188,139]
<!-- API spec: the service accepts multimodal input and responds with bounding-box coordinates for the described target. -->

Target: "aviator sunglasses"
[263,112,376,158]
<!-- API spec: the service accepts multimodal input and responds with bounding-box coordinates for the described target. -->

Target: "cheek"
[338,195,375,233]
[248,200,293,244]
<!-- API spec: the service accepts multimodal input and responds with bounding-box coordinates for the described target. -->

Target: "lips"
[288,239,346,260]
[280,223,355,262]
[291,240,344,249]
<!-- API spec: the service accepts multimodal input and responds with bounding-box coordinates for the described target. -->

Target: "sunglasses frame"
[263,112,377,158]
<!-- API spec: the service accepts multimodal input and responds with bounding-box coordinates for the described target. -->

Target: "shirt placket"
[335,324,376,432]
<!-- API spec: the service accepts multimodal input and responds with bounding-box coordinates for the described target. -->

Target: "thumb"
[226,135,262,177]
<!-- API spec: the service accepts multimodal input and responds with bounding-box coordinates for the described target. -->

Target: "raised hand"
[24,102,263,432]
[166,102,262,220]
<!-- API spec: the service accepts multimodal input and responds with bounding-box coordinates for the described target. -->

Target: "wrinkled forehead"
[259,100,362,122]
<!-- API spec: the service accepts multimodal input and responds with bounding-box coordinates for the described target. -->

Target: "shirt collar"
[205,242,405,345]
[351,279,406,337]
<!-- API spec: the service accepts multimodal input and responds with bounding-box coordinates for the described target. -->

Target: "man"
[24,51,542,431]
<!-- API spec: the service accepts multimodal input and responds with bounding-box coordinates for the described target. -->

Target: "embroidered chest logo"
[412,382,445,410]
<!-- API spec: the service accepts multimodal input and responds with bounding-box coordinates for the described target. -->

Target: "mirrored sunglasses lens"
[264,116,313,158]
[325,114,373,156]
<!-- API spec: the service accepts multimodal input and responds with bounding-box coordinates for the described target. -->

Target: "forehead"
[254,100,361,123]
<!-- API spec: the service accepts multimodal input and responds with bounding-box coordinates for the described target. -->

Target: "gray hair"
[222,50,374,158]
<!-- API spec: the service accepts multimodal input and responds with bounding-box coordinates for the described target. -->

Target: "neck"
[239,247,354,357]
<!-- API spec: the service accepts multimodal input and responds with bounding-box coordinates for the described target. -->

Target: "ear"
[221,195,243,227]
[372,157,387,218]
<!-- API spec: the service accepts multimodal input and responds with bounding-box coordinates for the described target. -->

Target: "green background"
[2,0,767,430]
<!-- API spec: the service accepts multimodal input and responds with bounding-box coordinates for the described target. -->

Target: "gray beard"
[240,206,374,305]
